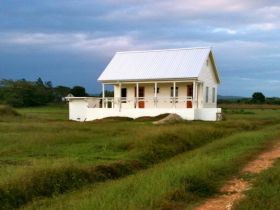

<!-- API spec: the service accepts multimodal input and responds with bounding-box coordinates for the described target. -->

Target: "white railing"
[86,96,194,109]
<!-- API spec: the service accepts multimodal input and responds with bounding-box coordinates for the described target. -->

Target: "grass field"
[233,160,280,210]
[0,105,280,209]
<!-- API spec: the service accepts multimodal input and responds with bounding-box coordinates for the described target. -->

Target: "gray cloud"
[0,0,279,96]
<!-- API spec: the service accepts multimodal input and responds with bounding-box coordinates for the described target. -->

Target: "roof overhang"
[98,77,198,84]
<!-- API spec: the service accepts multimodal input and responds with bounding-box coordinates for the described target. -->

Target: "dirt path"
[195,141,280,210]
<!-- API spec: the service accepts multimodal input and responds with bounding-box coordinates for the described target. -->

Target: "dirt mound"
[153,114,183,125]
[94,116,133,122]
[135,114,169,122]
[0,105,20,116]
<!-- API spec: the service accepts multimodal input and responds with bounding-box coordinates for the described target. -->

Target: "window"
[212,87,216,103]
[205,86,209,103]
[170,87,178,97]
[121,88,127,103]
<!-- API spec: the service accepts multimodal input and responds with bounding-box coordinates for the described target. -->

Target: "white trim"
[116,46,212,54]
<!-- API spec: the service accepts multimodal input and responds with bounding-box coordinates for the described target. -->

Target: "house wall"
[114,82,197,109]
[68,98,222,121]
[198,55,218,108]
[68,99,88,121]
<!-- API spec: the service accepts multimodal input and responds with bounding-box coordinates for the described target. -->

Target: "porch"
[67,97,221,121]
[100,80,204,109]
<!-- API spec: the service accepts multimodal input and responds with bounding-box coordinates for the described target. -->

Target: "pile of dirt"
[153,113,184,125]
[135,114,169,122]
[0,105,20,116]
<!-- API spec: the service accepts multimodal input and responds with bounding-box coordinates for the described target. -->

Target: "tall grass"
[1,107,280,209]
[21,124,280,210]
[233,159,280,210]
[0,122,233,209]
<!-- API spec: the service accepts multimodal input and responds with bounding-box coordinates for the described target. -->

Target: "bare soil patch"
[153,114,183,125]
[195,140,280,210]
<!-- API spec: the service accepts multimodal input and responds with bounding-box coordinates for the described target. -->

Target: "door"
[187,85,193,108]
[138,87,145,108]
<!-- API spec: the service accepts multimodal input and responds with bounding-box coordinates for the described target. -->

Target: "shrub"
[0,105,20,116]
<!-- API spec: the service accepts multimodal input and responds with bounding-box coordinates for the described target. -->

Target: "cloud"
[212,28,238,35]
[0,32,154,56]
[0,0,280,96]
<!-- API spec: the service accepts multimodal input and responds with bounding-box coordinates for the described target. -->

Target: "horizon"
[0,0,279,97]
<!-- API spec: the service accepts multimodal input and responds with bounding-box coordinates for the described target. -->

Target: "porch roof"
[98,47,213,82]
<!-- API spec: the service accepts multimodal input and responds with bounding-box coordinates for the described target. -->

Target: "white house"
[67,47,222,121]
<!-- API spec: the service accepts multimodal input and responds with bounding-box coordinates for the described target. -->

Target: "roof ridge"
[116,46,212,54]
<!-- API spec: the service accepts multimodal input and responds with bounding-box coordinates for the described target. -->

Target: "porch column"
[154,82,157,108]
[119,83,122,111]
[186,83,188,108]
[193,81,197,108]
[136,82,139,108]
[102,83,105,108]
[173,82,176,108]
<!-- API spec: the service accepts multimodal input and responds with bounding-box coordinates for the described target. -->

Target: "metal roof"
[98,47,213,82]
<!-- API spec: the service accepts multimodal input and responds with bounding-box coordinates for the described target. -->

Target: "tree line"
[218,92,280,105]
[0,78,88,107]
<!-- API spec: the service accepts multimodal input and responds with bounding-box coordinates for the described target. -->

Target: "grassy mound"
[0,105,20,116]
[94,116,133,122]
[0,161,143,210]
[134,114,169,122]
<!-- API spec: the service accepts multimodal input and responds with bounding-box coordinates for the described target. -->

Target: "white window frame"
[212,87,216,103]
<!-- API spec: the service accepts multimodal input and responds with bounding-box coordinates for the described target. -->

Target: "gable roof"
[98,47,220,83]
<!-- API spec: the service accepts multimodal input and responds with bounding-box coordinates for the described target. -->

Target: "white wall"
[198,55,218,108]
[68,99,222,122]
[69,99,88,121]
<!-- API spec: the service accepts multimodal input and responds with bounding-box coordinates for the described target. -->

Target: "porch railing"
[86,96,194,109]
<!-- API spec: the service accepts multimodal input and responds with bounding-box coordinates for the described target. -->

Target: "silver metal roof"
[98,47,212,82]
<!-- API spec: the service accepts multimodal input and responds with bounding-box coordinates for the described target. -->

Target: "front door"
[187,85,193,108]
[138,87,145,108]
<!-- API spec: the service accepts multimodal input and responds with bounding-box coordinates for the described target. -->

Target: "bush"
[0,105,20,116]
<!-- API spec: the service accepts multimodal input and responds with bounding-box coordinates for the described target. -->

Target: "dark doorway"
[187,85,193,108]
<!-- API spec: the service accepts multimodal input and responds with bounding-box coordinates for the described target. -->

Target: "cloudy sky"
[0,0,280,96]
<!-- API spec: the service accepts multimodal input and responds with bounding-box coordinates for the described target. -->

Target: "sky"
[0,0,280,96]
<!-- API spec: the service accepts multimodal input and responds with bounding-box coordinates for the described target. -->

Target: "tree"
[71,86,88,97]
[53,86,71,102]
[99,90,114,97]
[252,92,265,103]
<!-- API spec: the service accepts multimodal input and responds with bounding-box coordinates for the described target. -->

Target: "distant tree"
[45,81,53,89]
[99,90,114,97]
[71,86,88,97]
[53,86,71,102]
[252,92,265,103]
[0,78,89,107]
[36,77,44,87]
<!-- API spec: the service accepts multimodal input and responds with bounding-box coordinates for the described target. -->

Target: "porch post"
[193,81,197,108]
[154,82,157,108]
[102,83,105,108]
[186,82,188,108]
[136,82,139,108]
[119,83,122,111]
[173,81,176,108]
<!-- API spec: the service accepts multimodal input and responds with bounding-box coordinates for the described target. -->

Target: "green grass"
[0,106,280,209]
[233,159,280,210]
[21,124,280,210]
